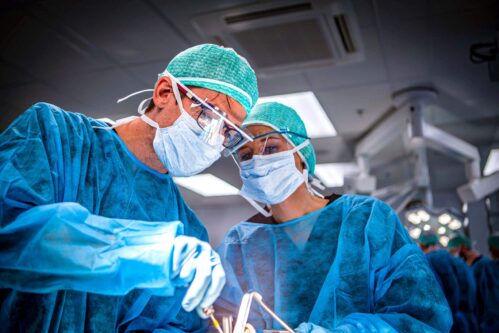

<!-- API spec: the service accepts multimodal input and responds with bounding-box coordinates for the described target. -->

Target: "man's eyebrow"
[226,95,246,121]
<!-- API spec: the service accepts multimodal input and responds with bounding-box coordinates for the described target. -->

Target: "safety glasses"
[161,70,254,154]
[235,130,309,163]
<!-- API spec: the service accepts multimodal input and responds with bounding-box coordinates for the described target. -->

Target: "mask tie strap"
[94,89,154,130]
[137,97,152,115]
[300,168,325,198]
[117,89,154,104]
[140,114,160,129]
[291,139,310,153]
[92,116,139,131]
[307,176,325,199]
[240,193,272,218]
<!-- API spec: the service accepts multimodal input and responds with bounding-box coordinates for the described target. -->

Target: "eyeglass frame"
[159,70,254,151]
[234,129,310,161]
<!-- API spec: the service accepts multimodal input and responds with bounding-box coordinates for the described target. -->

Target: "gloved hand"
[170,236,226,318]
[296,322,355,333]
[296,323,333,333]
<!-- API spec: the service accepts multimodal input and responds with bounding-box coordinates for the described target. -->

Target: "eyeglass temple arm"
[162,70,254,143]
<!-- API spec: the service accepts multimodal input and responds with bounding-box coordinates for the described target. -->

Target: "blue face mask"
[239,140,310,206]
[140,82,224,177]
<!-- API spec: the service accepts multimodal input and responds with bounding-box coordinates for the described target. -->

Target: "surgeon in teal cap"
[214,102,452,333]
[0,44,258,332]
[447,234,485,266]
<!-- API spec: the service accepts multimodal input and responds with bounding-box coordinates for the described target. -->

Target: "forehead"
[244,124,277,137]
[189,86,246,124]
[238,124,290,152]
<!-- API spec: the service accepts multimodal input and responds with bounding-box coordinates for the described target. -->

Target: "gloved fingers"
[196,305,209,319]
[295,322,313,333]
[181,252,212,312]
[171,236,196,277]
[178,254,197,283]
[197,258,226,311]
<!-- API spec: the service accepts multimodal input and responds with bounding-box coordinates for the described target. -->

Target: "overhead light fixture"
[407,212,422,225]
[423,224,431,231]
[417,209,431,222]
[174,174,239,197]
[440,236,450,247]
[448,219,463,231]
[314,163,359,187]
[438,227,447,235]
[483,148,499,176]
[257,91,337,138]
[409,228,421,239]
[438,213,452,225]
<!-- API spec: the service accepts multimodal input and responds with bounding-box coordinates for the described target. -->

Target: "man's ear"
[152,76,174,110]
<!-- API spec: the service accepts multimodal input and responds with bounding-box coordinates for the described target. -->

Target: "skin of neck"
[115,76,246,174]
[463,248,481,265]
[419,244,438,254]
[270,182,329,223]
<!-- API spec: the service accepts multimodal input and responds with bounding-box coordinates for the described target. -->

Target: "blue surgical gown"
[0,103,208,332]
[215,195,452,332]
[471,257,499,333]
[426,250,478,333]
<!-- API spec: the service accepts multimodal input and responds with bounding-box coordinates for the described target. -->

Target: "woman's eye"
[263,146,278,155]
[237,148,252,161]
[240,153,252,161]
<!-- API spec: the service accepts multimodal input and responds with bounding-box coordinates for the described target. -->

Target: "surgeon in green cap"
[447,234,485,266]
[0,44,258,332]
[214,102,451,333]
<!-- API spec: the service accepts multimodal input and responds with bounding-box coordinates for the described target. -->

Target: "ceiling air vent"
[191,0,364,75]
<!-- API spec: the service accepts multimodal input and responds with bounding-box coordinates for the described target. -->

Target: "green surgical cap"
[165,44,258,113]
[243,102,316,176]
[488,231,499,249]
[418,232,438,246]
[447,234,471,249]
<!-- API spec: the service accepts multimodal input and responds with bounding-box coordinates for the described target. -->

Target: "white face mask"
[239,140,310,206]
[139,81,224,177]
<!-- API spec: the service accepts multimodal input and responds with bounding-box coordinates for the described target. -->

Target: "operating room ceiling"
[1,0,498,207]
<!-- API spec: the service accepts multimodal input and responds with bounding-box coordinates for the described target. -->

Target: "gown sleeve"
[0,103,185,297]
[335,200,453,333]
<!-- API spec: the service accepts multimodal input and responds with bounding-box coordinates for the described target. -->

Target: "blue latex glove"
[296,323,329,333]
[171,236,226,318]
[296,315,399,333]
[297,322,367,333]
